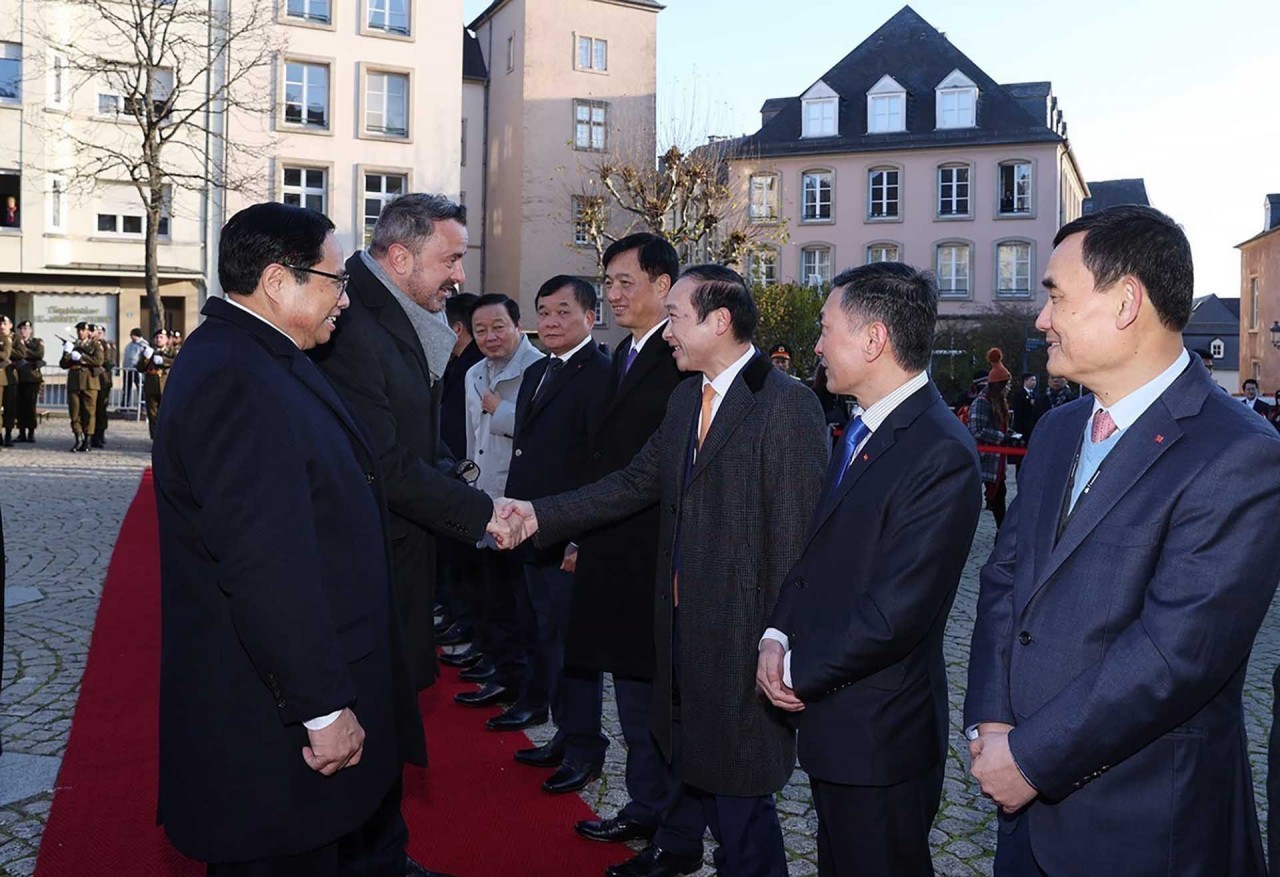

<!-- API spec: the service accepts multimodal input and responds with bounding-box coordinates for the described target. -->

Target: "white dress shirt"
[760,370,930,687]
[696,345,757,454]
[630,320,668,357]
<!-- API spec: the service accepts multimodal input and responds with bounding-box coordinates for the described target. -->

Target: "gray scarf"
[361,251,456,382]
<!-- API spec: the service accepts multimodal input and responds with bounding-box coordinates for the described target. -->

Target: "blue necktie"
[833,416,870,489]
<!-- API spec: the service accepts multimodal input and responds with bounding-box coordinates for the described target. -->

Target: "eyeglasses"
[282,264,350,297]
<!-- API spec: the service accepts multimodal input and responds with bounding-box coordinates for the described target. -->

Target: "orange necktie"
[697,383,716,450]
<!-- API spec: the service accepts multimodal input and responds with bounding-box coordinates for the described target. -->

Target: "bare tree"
[34,0,278,332]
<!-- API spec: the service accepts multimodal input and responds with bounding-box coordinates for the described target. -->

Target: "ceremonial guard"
[12,321,43,443]
[59,321,104,452]
[92,324,118,448]
[138,328,175,439]
[0,315,12,446]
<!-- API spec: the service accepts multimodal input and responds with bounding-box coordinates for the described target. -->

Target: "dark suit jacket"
[1244,397,1273,418]
[505,341,612,566]
[564,328,691,678]
[771,382,981,786]
[153,297,425,862]
[311,254,493,689]
[536,351,828,796]
[965,355,1280,877]
[441,340,483,460]
[1011,385,1041,437]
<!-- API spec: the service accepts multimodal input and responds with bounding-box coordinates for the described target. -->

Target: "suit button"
[478,449,484,454]
[1018,631,1032,645]
[514,449,522,457]
[365,471,375,484]
[668,503,677,513]
[795,577,807,589]
[592,451,602,461]
[277,699,287,709]
[659,592,667,602]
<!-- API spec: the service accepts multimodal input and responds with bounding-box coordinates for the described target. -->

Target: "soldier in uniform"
[0,315,12,447]
[12,320,44,443]
[91,323,118,448]
[139,328,175,439]
[59,321,105,452]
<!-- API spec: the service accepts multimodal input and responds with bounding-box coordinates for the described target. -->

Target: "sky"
[465,0,1280,298]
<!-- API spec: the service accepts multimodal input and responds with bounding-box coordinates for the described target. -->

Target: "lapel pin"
[1155,434,1164,443]
[862,453,870,461]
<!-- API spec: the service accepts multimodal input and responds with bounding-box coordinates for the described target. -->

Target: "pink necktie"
[1091,409,1118,443]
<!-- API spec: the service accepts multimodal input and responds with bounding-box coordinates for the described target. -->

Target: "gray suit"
[535,351,828,797]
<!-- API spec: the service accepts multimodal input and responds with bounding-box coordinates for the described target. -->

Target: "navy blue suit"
[154,298,425,864]
[770,382,981,876]
[966,356,1280,877]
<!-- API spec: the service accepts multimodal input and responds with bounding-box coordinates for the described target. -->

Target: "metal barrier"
[38,368,146,422]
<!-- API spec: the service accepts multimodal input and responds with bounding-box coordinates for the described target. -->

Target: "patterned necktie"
[1091,409,1117,444]
[697,384,717,450]
[833,416,871,488]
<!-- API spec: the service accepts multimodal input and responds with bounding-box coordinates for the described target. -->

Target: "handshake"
[485,498,538,550]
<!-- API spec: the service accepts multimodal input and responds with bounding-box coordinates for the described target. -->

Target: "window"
[801,246,832,288]
[868,94,904,134]
[801,171,833,223]
[935,70,977,129]
[284,61,329,128]
[365,71,409,137]
[0,173,19,229]
[98,92,122,116]
[0,43,19,103]
[95,184,170,238]
[150,68,175,120]
[363,172,406,244]
[936,243,971,298]
[576,36,607,72]
[49,177,65,231]
[998,162,1032,215]
[868,167,899,219]
[506,36,514,73]
[996,241,1032,298]
[282,165,327,213]
[748,249,778,287]
[867,243,899,263]
[572,196,592,246]
[937,165,970,217]
[803,98,837,138]
[1251,278,1260,330]
[1210,338,1225,359]
[748,174,778,222]
[460,118,467,167]
[574,99,608,152]
[286,0,331,24]
[368,0,410,35]
[49,53,68,108]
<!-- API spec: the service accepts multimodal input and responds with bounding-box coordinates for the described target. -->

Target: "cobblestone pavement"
[2,432,1278,876]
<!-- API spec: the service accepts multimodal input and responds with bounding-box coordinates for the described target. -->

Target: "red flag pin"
[1155,434,1164,443]
[862,453,870,461]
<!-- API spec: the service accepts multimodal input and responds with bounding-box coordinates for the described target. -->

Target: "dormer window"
[801,81,839,139]
[866,74,905,134]
[935,69,977,129]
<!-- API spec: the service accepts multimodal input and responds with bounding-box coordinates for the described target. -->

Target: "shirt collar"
[701,345,757,398]
[631,320,667,354]
[1091,348,1190,432]
[550,334,594,363]
[860,371,929,432]
[224,295,299,349]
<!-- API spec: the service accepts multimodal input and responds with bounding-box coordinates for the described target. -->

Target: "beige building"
[727,7,1086,319]
[1237,194,1280,392]
[469,0,660,343]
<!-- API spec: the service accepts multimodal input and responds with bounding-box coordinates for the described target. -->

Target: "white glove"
[152,353,164,365]
[70,351,82,362]
[141,345,154,359]
[63,340,74,354]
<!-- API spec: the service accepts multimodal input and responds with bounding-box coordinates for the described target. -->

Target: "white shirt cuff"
[760,628,794,688]
[783,650,792,689]
[303,709,342,731]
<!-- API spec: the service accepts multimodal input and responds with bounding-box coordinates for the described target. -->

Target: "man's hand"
[488,498,538,549]
[561,544,578,573]
[302,708,364,776]
[968,721,1013,763]
[481,389,502,416]
[755,639,804,713]
[970,726,1037,813]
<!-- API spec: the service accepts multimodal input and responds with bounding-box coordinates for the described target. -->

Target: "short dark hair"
[130,327,143,338]
[535,275,598,313]
[469,293,520,333]
[445,292,479,328]
[1022,372,1036,382]
[368,193,466,257]
[830,262,938,372]
[219,202,335,295]
[1244,378,1259,389]
[678,264,757,343]
[1053,204,1193,331]
[603,233,679,288]
[1195,348,1213,361]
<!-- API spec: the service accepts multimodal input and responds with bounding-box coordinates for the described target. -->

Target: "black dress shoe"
[435,622,470,646]
[453,682,517,707]
[438,647,484,668]
[605,845,703,877]
[515,739,564,768]
[575,814,656,844]
[542,760,602,794]
[404,856,456,877]
[457,658,495,682]
[485,705,547,731]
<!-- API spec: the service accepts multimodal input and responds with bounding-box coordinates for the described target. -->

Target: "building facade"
[727,6,1087,318]
[1237,194,1280,393]
[1183,294,1240,393]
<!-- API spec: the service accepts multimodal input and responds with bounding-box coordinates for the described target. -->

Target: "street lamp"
[1271,321,1280,350]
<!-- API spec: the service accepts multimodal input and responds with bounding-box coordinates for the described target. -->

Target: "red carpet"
[36,471,630,876]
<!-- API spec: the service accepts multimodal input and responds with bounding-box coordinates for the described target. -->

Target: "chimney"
[1266,194,1280,232]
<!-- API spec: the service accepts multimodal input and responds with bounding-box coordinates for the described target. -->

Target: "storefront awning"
[0,277,123,296]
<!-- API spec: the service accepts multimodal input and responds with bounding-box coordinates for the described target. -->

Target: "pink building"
[728,6,1087,318]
